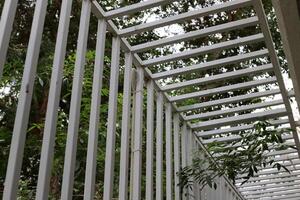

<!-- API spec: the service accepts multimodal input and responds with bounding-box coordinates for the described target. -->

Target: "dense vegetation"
[0,0,288,199]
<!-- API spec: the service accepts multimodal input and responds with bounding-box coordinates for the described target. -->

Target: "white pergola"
[1,0,300,199]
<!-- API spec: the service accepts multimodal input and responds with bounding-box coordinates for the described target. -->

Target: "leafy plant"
[178,121,296,193]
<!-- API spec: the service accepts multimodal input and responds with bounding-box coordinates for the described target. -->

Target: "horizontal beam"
[236,169,300,183]
[239,176,300,191]
[196,118,289,137]
[202,131,293,144]
[242,182,300,196]
[238,164,300,179]
[178,88,280,112]
[105,0,176,20]
[246,188,300,199]
[170,77,277,102]
[186,98,283,121]
[190,108,287,130]
[131,17,259,53]
[271,193,300,200]
[119,0,252,37]
[142,33,265,67]
[162,64,273,92]
[151,49,269,80]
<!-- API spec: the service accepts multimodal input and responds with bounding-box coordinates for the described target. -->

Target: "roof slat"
[119,0,253,36]
[132,17,259,53]
[162,64,273,92]
[142,33,265,67]
[170,77,277,102]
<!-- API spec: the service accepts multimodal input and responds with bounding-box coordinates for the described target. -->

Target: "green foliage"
[178,121,294,193]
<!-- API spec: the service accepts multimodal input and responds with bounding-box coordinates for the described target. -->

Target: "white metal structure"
[0,0,300,199]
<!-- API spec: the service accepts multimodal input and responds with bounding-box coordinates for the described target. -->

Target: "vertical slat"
[132,66,144,199]
[103,36,121,200]
[118,52,133,200]
[181,122,187,200]
[173,113,180,200]
[129,77,136,200]
[156,92,164,200]
[3,0,48,198]
[60,1,91,199]
[83,19,107,200]
[146,80,154,200]
[192,137,200,200]
[165,103,173,200]
[186,128,193,199]
[36,0,73,198]
[0,0,18,79]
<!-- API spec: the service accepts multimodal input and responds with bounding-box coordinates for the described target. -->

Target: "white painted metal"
[103,36,121,200]
[131,17,259,53]
[105,0,176,20]
[152,49,269,80]
[173,113,180,200]
[242,182,300,196]
[60,1,91,199]
[181,123,188,200]
[3,0,48,198]
[132,66,144,200]
[2,0,300,198]
[162,64,273,92]
[142,34,265,67]
[165,103,173,200]
[119,0,252,37]
[0,0,18,79]
[253,0,300,156]
[83,19,107,200]
[191,108,287,130]
[118,53,133,200]
[36,0,74,198]
[145,80,154,200]
[197,118,289,137]
[185,99,283,121]
[178,88,280,112]
[156,92,164,200]
[170,77,277,102]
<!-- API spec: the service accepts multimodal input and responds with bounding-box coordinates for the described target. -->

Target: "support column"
[3,0,48,198]
[146,80,155,200]
[173,113,180,200]
[166,103,173,200]
[60,1,91,199]
[0,0,18,79]
[118,53,133,200]
[132,66,144,199]
[156,92,164,200]
[181,122,188,200]
[36,0,74,198]
[103,36,121,200]
[83,19,107,200]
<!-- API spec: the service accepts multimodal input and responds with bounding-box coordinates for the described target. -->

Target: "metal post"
[36,0,73,198]
[156,92,164,200]
[3,0,48,198]
[181,122,188,200]
[166,103,173,200]
[173,113,180,200]
[253,0,300,156]
[118,53,133,200]
[132,66,144,199]
[60,1,91,199]
[0,0,18,79]
[83,19,107,200]
[103,36,121,200]
[146,80,155,200]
